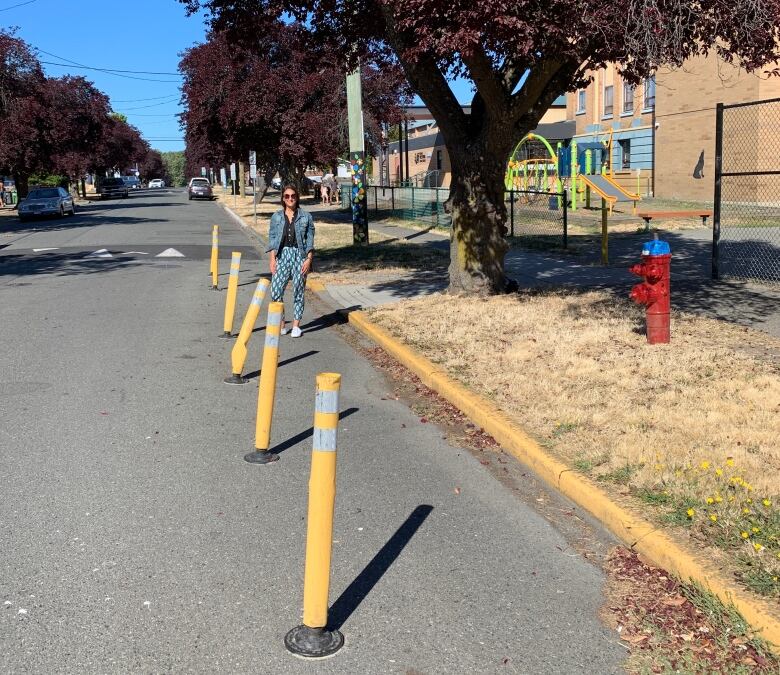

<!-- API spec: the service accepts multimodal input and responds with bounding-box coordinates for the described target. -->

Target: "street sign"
[230,163,237,181]
[220,168,227,186]
[201,166,207,177]
[249,150,257,180]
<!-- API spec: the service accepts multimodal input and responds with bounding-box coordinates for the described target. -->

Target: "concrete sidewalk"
[321,218,780,338]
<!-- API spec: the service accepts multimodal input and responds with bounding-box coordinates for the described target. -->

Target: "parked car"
[271,177,282,190]
[99,177,129,199]
[188,177,213,200]
[148,178,165,189]
[122,176,142,190]
[17,187,76,221]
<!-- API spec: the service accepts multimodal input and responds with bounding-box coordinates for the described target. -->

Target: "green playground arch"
[505,132,559,191]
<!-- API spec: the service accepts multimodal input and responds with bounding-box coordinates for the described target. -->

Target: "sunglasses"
[283,193,297,200]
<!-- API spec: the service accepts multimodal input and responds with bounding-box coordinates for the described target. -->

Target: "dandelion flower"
[700,461,711,470]
[743,508,752,515]
[752,527,760,534]
[715,495,723,503]
[753,543,764,552]
[687,508,695,518]
[709,514,717,523]
[706,497,714,505]
[746,484,754,492]
[715,468,723,477]
[728,496,736,502]
[747,498,753,505]
[726,458,735,467]
[741,532,750,539]
[763,499,771,507]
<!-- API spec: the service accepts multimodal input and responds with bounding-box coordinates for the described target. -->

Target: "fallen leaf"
[454,487,461,495]
[99,411,109,416]
[621,633,649,644]
[420,417,428,423]
[662,596,687,607]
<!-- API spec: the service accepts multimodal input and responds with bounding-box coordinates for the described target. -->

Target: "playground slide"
[580,173,638,204]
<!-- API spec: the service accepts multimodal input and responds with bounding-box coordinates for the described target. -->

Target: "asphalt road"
[0,188,625,673]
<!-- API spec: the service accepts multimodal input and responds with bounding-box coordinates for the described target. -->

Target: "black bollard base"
[218,331,233,339]
[284,625,343,658]
[244,449,279,464]
[223,374,248,385]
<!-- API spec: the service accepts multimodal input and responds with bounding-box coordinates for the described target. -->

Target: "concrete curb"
[309,283,780,649]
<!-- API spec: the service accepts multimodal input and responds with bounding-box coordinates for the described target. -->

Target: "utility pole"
[346,67,368,244]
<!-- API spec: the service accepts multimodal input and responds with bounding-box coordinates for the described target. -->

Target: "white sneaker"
[290,326,302,338]
[280,325,290,335]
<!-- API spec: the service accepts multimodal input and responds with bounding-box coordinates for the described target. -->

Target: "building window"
[619,139,631,169]
[622,81,634,114]
[644,76,656,110]
[577,90,586,114]
[603,85,614,117]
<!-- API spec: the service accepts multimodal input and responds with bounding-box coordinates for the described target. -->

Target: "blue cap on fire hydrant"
[642,239,671,256]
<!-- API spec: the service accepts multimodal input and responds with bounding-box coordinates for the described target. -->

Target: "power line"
[40,60,181,83]
[112,94,180,103]
[38,49,182,76]
[0,0,37,12]
[116,97,181,111]
[126,113,181,117]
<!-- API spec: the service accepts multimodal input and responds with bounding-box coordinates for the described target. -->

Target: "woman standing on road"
[268,185,315,337]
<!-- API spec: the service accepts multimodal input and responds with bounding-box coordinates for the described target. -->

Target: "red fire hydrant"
[629,239,671,344]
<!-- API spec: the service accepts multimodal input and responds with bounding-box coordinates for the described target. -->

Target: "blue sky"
[1,0,473,152]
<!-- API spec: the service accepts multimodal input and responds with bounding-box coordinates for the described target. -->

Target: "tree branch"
[461,46,510,121]
[380,6,469,147]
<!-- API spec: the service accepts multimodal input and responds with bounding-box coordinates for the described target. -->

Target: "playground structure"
[505,130,642,214]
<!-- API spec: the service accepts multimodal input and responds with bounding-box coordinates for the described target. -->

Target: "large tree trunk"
[447,142,512,295]
[14,174,29,200]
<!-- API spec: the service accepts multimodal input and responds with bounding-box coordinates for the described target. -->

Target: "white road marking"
[125,251,150,255]
[87,249,113,258]
[32,248,59,252]
[156,248,185,257]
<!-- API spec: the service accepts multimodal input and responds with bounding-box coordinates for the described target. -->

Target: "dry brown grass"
[369,291,780,496]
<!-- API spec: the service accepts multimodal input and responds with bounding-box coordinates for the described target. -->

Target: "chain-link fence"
[714,98,780,284]
[356,186,568,247]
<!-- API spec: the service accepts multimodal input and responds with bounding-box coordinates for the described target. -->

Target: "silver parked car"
[18,187,76,221]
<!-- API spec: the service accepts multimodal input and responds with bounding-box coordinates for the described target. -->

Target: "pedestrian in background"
[267,185,315,338]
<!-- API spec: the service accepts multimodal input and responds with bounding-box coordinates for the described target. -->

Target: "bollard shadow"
[243,350,319,380]
[300,309,352,334]
[327,505,434,632]
[269,407,358,455]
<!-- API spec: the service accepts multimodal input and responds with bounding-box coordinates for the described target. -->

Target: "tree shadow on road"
[0,252,145,279]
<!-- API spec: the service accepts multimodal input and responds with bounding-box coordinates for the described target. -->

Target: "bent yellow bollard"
[210,225,219,290]
[219,251,242,339]
[244,301,283,464]
[224,278,270,385]
[285,373,344,658]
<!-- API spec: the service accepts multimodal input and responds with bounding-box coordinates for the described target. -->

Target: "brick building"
[567,55,780,202]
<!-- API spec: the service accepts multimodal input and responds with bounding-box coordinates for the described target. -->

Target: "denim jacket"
[267,208,315,256]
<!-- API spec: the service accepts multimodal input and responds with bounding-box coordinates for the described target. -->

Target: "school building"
[371,53,780,203]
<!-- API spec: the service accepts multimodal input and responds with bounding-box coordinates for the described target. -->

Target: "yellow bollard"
[219,251,242,339]
[244,301,284,464]
[224,277,270,385]
[285,373,344,658]
[210,225,219,290]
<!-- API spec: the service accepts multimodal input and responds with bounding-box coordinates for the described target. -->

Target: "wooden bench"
[638,210,713,231]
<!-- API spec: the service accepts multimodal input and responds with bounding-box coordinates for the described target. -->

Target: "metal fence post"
[391,186,395,216]
[562,189,568,249]
[712,102,724,280]
[510,190,515,237]
[374,186,378,214]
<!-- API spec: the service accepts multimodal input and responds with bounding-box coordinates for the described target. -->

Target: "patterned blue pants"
[271,246,306,320]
